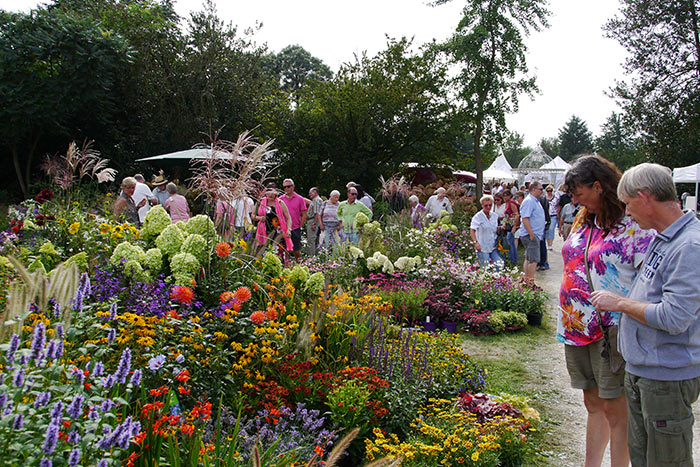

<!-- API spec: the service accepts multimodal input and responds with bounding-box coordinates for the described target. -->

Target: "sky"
[1,0,628,148]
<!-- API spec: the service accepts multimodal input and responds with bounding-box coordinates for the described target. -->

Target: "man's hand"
[137,198,147,209]
[591,290,622,312]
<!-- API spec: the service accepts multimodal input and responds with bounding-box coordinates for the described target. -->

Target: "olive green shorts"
[625,374,700,466]
[564,340,624,399]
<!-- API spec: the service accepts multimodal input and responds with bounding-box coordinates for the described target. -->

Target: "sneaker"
[547,245,553,250]
[536,265,545,271]
[543,264,550,270]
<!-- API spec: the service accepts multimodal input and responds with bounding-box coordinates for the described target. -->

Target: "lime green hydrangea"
[110,241,146,267]
[261,251,283,277]
[142,205,171,238]
[170,252,200,286]
[348,246,364,259]
[288,265,310,288]
[155,224,184,257]
[143,248,163,275]
[362,221,382,237]
[27,258,46,274]
[305,272,325,296]
[367,251,394,274]
[184,215,217,248]
[175,221,187,231]
[181,234,207,263]
[394,255,421,273]
[354,212,370,230]
[64,252,88,272]
[38,241,58,256]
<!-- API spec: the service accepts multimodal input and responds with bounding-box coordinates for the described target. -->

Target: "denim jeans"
[476,250,503,270]
[506,231,517,264]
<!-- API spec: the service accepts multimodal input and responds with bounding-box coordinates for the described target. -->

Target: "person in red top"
[279,178,307,260]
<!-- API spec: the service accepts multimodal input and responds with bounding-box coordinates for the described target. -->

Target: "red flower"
[265,308,278,322]
[250,310,266,325]
[178,385,190,395]
[220,291,234,303]
[171,286,194,305]
[175,369,190,383]
[215,242,231,258]
[233,286,252,303]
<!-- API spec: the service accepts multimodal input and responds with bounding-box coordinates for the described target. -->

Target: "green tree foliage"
[267,38,460,193]
[436,0,550,199]
[558,115,593,160]
[537,137,560,159]
[595,112,644,170]
[264,45,333,95]
[502,131,530,167]
[604,0,700,167]
[0,8,131,197]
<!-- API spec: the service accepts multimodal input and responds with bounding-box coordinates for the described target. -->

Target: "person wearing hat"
[152,173,170,206]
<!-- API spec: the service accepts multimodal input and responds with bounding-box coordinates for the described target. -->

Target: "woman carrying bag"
[558,155,655,467]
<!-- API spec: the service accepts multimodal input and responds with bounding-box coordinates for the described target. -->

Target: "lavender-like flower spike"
[13,367,25,387]
[103,374,116,389]
[107,328,116,344]
[40,458,52,467]
[6,333,20,363]
[109,301,118,321]
[12,413,23,430]
[97,459,108,467]
[34,391,51,409]
[53,300,61,319]
[43,422,59,454]
[68,447,81,466]
[129,369,142,387]
[50,401,64,422]
[100,398,115,413]
[93,361,104,378]
[66,394,84,419]
[114,348,131,384]
[56,324,65,339]
[45,340,57,360]
[55,340,64,359]
[30,322,46,362]
[0,393,6,409]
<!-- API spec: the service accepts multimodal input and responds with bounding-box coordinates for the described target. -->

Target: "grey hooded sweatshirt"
[621,211,700,381]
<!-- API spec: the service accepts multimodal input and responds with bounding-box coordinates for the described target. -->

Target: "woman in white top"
[493,192,506,220]
[469,194,503,269]
[318,190,343,249]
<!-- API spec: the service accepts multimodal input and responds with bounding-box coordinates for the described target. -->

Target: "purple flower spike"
[130,369,142,387]
[114,348,131,384]
[93,361,104,378]
[12,413,23,430]
[6,333,20,363]
[31,322,46,362]
[68,447,81,466]
[66,395,84,419]
[40,458,52,467]
[43,422,59,454]
[13,367,25,387]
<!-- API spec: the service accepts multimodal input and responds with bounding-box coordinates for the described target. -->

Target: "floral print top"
[557,211,654,346]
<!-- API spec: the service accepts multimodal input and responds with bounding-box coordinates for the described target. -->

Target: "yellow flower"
[471,451,479,461]
[68,222,80,234]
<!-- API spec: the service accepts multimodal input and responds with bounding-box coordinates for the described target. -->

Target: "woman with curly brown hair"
[558,155,655,466]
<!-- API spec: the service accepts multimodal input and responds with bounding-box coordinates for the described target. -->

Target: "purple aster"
[148,355,166,371]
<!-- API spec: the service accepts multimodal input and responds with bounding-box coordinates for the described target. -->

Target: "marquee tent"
[673,162,700,211]
[136,147,235,162]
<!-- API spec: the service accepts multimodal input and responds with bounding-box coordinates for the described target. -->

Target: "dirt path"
[489,236,700,465]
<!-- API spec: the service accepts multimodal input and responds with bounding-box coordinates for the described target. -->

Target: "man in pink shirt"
[280,178,307,260]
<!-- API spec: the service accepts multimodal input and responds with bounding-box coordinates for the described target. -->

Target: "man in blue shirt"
[516,181,546,281]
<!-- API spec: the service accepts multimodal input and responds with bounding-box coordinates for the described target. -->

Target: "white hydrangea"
[349,246,364,259]
[367,251,390,272]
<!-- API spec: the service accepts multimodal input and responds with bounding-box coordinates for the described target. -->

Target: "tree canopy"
[558,115,593,160]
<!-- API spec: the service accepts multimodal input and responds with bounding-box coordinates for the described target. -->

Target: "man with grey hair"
[279,178,307,260]
[424,187,453,221]
[305,187,323,256]
[516,181,545,281]
[591,162,700,466]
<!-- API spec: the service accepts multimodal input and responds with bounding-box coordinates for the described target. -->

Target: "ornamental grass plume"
[40,140,117,192]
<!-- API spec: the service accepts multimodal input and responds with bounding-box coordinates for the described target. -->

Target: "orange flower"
[266,307,278,321]
[178,385,191,395]
[215,242,231,258]
[233,286,252,303]
[171,286,194,305]
[250,310,266,325]
[220,291,234,303]
[175,369,190,383]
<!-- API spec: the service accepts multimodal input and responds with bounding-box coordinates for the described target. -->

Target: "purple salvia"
[66,394,84,418]
[129,369,142,387]
[12,413,23,430]
[92,361,104,378]
[13,367,25,387]
[109,301,117,321]
[6,333,20,363]
[50,401,64,422]
[88,409,99,420]
[34,391,51,408]
[130,420,142,436]
[98,460,108,467]
[0,393,6,409]
[55,340,64,359]
[107,328,116,344]
[53,300,61,319]
[30,321,46,362]
[70,367,85,385]
[40,458,52,467]
[114,348,131,384]
[68,447,81,466]
[100,399,115,413]
[56,324,65,339]
[45,340,57,360]
[43,422,59,454]
[103,374,116,389]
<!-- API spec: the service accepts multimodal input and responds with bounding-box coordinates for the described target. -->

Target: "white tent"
[540,156,571,171]
[482,168,516,181]
[487,155,513,174]
[136,147,250,162]
[673,162,700,212]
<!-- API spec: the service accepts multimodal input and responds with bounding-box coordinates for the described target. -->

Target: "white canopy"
[487,155,513,174]
[136,147,238,162]
[483,168,516,181]
[540,156,571,171]
[673,162,700,183]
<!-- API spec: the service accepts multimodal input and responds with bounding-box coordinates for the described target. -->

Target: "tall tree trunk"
[11,145,28,199]
[474,125,483,201]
